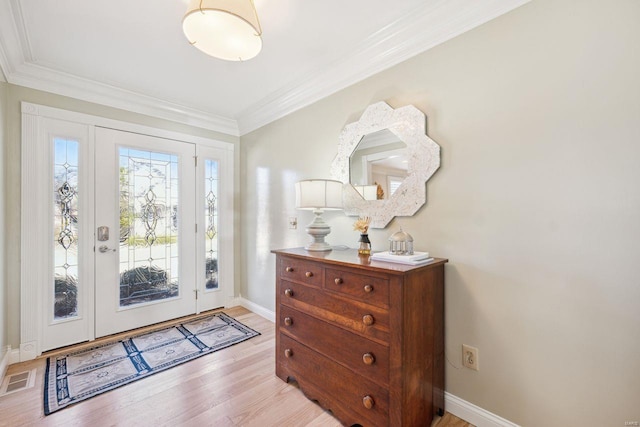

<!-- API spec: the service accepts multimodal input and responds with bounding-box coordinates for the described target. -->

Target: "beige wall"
[2,84,240,348]
[240,0,640,425]
[0,81,7,359]
[2,0,639,424]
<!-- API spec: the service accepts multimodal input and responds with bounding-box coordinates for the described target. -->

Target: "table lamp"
[295,179,343,251]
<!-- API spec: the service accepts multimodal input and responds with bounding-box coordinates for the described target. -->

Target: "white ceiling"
[0,0,528,135]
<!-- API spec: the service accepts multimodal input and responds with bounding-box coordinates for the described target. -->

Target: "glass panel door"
[119,148,180,307]
[94,127,196,338]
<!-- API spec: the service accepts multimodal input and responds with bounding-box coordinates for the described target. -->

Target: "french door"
[21,105,234,356]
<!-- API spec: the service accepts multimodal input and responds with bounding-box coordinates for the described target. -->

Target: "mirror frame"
[330,102,440,228]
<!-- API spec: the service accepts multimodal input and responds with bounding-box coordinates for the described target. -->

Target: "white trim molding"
[0,1,238,135]
[0,346,11,380]
[446,392,520,427]
[21,102,235,150]
[20,107,43,361]
[231,297,275,323]
[0,0,530,136]
[11,63,240,136]
[236,0,532,134]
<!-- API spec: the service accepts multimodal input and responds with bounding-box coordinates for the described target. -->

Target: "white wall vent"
[0,369,37,396]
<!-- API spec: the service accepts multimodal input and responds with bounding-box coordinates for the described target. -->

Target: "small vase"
[358,234,371,255]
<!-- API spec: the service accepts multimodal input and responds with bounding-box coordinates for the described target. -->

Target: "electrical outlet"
[462,344,479,371]
[288,217,297,230]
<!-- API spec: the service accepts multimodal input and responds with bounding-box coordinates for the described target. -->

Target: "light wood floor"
[0,307,473,426]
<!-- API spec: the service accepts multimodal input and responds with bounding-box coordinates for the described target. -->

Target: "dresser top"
[272,247,447,275]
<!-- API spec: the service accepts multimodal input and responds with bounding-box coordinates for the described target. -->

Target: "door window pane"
[53,138,79,320]
[119,148,179,306]
[205,159,219,290]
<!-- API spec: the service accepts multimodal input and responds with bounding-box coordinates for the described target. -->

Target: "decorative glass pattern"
[119,148,179,306]
[53,138,79,320]
[205,160,219,290]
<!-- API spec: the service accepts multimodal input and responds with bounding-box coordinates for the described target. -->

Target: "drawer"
[277,256,323,287]
[279,280,389,344]
[278,334,389,427]
[279,305,389,386]
[325,267,390,308]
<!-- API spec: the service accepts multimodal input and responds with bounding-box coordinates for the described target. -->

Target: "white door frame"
[20,102,235,360]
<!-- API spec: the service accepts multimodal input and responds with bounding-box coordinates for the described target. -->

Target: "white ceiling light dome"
[183,0,263,61]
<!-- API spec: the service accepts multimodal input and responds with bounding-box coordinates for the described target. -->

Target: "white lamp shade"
[183,0,262,61]
[295,180,343,210]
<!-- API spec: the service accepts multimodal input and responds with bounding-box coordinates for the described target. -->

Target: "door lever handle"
[98,245,116,253]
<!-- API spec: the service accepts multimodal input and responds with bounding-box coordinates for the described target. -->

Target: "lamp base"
[304,209,333,252]
[304,241,332,252]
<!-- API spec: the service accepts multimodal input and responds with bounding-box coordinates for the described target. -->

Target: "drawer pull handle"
[362,314,374,326]
[334,278,343,285]
[364,284,373,293]
[285,266,294,272]
[284,348,293,358]
[284,317,293,326]
[305,271,313,278]
[362,395,375,409]
[284,289,294,297]
[362,353,375,365]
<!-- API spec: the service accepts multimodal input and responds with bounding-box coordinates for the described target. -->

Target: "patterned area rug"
[44,312,259,415]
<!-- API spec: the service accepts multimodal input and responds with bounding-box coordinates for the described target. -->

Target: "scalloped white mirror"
[330,102,441,228]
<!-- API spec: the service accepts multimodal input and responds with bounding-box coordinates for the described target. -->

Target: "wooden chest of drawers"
[272,248,447,427]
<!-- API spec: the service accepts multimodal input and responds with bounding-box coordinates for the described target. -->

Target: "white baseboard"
[445,392,519,427]
[0,346,10,381]
[226,296,242,309]
[230,297,275,323]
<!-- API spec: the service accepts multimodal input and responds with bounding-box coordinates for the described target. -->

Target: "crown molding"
[237,0,530,135]
[0,0,529,137]
[7,62,240,136]
[0,0,22,78]
[0,0,239,136]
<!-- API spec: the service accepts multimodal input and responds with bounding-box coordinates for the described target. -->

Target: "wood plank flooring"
[0,307,473,426]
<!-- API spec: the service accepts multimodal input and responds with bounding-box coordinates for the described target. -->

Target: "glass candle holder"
[358,234,371,255]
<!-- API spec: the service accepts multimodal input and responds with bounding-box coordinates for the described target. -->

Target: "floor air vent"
[0,369,36,396]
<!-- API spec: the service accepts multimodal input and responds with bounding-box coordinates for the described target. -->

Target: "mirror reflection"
[349,129,408,201]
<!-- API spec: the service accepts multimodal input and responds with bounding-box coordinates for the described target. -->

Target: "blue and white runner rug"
[44,312,259,415]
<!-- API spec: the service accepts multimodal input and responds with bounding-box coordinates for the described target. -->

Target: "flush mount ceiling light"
[183,0,263,61]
